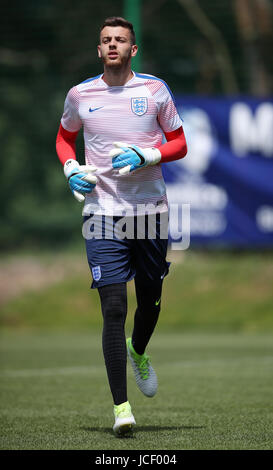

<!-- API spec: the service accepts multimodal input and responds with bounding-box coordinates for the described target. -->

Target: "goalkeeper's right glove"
[108,142,161,175]
[64,159,97,202]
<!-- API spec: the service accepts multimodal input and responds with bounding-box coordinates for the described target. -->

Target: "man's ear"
[131,44,138,58]
[97,45,101,58]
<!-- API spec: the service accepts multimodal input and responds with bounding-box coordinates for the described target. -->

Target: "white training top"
[61,71,182,216]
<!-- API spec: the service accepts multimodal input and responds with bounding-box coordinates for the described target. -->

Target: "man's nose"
[109,40,117,48]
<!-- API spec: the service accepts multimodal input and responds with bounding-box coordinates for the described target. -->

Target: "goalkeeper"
[56,16,187,436]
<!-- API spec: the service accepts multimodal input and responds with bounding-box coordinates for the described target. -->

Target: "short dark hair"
[100,16,136,44]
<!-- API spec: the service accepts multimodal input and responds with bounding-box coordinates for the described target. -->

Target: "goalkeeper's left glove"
[108,142,161,175]
[64,159,97,202]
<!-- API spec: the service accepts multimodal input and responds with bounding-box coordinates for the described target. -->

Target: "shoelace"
[135,355,150,380]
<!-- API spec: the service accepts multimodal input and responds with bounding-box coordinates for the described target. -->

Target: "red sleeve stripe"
[145,80,164,96]
[68,86,81,108]
[158,99,178,122]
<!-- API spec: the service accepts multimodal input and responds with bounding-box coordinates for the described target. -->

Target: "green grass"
[1,250,272,449]
[0,331,272,450]
[1,250,273,331]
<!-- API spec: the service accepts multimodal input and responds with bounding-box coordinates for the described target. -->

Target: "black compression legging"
[98,283,128,406]
[98,279,163,405]
[132,276,163,356]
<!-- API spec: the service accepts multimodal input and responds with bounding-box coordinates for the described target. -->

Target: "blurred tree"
[233,0,273,96]
[177,0,239,94]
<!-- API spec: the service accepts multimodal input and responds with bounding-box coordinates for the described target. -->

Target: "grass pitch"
[0,330,272,450]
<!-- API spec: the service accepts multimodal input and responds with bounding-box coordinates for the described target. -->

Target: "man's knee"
[135,278,163,313]
[98,283,127,321]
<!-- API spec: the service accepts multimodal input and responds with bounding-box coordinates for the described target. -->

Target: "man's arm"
[159,126,187,163]
[56,123,78,165]
[56,123,97,202]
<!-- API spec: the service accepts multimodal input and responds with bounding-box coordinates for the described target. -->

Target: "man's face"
[98,26,138,68]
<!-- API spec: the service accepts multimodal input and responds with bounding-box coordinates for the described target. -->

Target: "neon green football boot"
[113,401,136,436]
[126,338,158,397]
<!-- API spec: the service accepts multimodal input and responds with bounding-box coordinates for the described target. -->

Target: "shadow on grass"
[81,425,205,436]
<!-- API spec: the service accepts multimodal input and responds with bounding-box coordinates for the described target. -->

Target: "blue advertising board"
[163,96,273,247]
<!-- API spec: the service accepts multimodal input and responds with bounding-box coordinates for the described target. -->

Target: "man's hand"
[108,142,161,175]
[64,159,97,202]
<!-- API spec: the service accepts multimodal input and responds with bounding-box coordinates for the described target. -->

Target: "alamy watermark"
[82,202,190,250]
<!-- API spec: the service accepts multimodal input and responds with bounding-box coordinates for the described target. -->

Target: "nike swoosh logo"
[89,106,104,112]
[155,298,161,306]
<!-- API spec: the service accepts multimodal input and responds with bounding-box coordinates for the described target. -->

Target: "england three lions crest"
[131,97,148,116]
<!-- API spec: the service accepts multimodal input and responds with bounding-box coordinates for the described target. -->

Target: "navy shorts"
[83,213,170,289]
